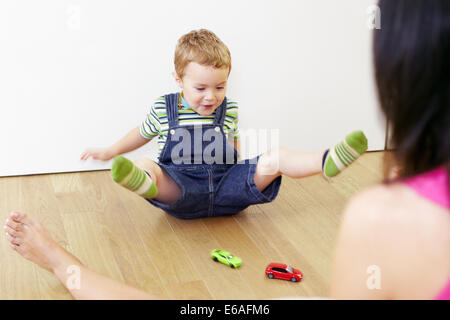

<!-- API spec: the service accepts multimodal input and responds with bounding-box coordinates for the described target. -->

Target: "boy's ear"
[172,71,182,87]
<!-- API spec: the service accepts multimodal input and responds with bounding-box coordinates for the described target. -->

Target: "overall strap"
[164,93,181,128]
[213,97,228,126]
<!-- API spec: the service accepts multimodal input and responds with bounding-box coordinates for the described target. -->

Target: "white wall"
[0,0,385,177]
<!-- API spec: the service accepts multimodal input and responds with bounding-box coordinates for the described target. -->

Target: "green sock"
[323,130,368,177]
[111,156,158,199]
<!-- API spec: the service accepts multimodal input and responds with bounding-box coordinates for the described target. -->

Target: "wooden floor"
[0,152,384,300]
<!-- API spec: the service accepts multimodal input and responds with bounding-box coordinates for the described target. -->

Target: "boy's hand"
[80,148,115,161]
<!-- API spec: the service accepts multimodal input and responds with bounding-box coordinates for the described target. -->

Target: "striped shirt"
[140,94,240,157]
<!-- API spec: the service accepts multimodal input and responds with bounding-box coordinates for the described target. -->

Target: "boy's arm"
[109,126,150,156]
[81,126,151,161]
[233,139,241,160]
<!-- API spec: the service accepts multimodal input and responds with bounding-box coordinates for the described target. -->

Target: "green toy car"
[210,249,242,268]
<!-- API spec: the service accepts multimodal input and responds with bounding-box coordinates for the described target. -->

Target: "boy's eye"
[196,88,205,91]
[216,87,224,90]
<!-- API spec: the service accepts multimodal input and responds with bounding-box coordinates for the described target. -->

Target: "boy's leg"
[112,156,182,204]
[133,158,183,204]
[254,148,323,192]
[253,130,368,192]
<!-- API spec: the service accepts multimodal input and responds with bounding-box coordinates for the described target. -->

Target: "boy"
[81,29,368,219]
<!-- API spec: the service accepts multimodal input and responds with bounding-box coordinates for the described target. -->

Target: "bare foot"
[4,211,66,273]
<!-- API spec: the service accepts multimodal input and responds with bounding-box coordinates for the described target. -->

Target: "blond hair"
[174,29,231,78]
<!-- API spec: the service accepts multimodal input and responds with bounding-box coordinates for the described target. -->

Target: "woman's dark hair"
[374,0,449,183]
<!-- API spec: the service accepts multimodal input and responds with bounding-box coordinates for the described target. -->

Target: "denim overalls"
[146,93,282,219]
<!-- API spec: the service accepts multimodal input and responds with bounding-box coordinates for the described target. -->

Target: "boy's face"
[174,62,229,116]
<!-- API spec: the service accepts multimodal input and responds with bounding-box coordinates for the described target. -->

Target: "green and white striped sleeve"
[226,100,240,140]
[140,98,164,139]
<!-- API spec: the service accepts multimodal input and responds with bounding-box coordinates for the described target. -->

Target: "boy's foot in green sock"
[111,156,158,199]
[322,130,368,177]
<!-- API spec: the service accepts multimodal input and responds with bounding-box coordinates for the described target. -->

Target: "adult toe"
[10,211,28,223]
[11,211,35,228]
[4,224,21,238]
[5,232,21,246]
[8,242,20,251]
[10,212,36,231]
[5,218,23,232]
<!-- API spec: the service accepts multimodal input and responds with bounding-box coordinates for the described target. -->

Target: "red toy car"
[265,263,303,282]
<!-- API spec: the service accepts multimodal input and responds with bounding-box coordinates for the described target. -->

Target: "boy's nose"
[205,92,214,101]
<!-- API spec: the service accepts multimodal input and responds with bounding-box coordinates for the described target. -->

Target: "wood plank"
[166,215,256,299]
[249,196,330,296]
[235,205,321,297]
[110,173,202,290]
[203,216,297,299]
[79,171,169,297]
[165,280,213,300]
[60,211,125,283]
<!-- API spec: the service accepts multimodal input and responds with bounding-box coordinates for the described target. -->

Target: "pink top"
[403,166,449,300]
[404,166,449,209]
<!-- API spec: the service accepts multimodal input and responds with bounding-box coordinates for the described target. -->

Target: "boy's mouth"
[203,105,214,108]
